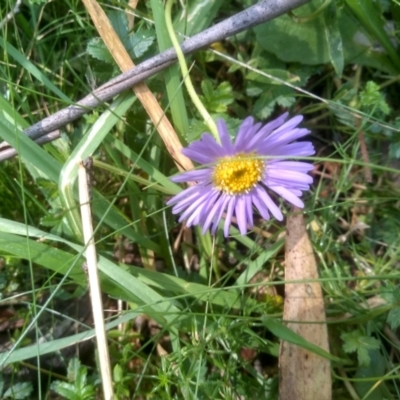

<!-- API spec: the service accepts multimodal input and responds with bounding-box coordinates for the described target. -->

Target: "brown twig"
[81,0,193,172]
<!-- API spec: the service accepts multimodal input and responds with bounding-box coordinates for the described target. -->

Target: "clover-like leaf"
[341,330,380,366]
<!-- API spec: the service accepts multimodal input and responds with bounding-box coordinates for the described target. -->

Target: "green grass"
[1,0,400,399]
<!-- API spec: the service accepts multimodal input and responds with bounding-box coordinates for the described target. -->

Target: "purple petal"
[260,112,289,138]
[245,195,254,229]
[260,129,311,152]
[235,196,247,235]
[268,115,303,139]
[243,112,290,152]
[235,118,263,152]
[268,186,305,208]
[263,142,315,158]
[172,186,209,213]
[269,127,310,144]
[178,190,211,221]
[202,194,227,234]
[171,169,212,183]
[279,182,311,191]
[181,148,215,164]
[184,134,222,158]
[268,161,314,173]
[224,196,236,236]
[252,191,270,220]
[186,190,220,226]
[255,186,283,221]
[185,147,215,162]
[167,185,202,206]
[266,169,314,184]
[210,194,231,234]
[286,188,303,196]
[192,191,216,226]
[199,190,222,225]
[217,119,234,155]
[234,117,255,150]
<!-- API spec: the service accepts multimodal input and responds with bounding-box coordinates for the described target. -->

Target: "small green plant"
[0,377,33,400]
[50,359,96,400]
[341,329,381,367]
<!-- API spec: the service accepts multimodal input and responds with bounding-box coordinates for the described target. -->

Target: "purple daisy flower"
[167,113,315,236]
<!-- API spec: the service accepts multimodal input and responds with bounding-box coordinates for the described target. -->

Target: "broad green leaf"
[0,231,85,281]
[254,1,397,74]
[108,10,132,48]
[345,0,400,71]
[87,11,155,65]
[354,349,393,400]
[0,218,254,310]
[359,81,390,116]
[0,117,61,183]
[173,0,225,36]
[113,364,123,383]
[341,330,380,366]
[0,310,139,365]
[109,11,155,59]
[252,86,295,120]
[67,358,82,382]
[323,2,344,76]
[86,37,114,64]
[126,31,155,59]
[74,363,88,391]
[3,382,33,400]
[150,0,189,139]
[0,95,29,129]
[50,383,79,400]
[264,318,346,364]
[0,229,178,324]
[255,1,331,65]
[129,265,257,310]
[59,92,136,240]
[387,306,400,330]
[200,81,234,113]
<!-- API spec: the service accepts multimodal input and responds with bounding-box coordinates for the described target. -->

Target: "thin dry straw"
[0,0,310,161]
[78,161,114,400]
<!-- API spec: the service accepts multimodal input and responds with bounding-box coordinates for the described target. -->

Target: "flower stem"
[165,0,220,143]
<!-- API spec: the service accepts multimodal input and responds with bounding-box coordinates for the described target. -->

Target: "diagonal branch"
[0,0,310,162]
[0,0,22,29]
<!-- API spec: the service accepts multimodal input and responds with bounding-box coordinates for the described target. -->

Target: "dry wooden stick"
[81,0,194,172]
[78,160,114,400]
[280,209,331,400]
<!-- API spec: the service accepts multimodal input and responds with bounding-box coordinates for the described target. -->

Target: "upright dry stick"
[78,161,114,400]
[80,0,194,173]
[279,209,331,400]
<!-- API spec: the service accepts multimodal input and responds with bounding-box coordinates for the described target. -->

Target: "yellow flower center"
[212,153,264,195]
